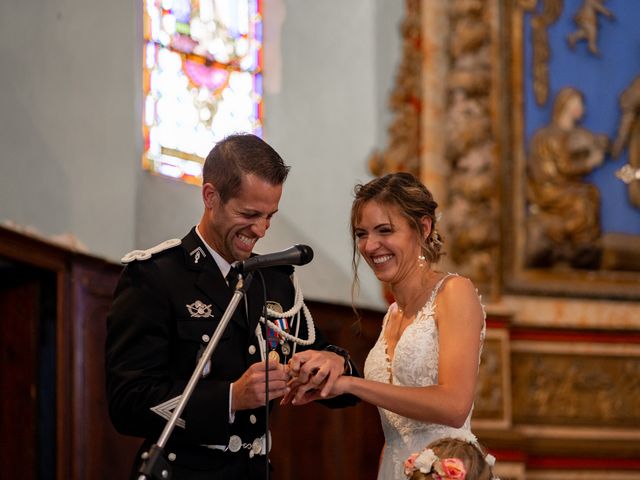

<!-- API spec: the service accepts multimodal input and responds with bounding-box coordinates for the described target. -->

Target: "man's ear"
[202,183,220,209]
[421,216,433,240]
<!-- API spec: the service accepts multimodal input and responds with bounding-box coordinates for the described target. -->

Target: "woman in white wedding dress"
[287,173,486,480]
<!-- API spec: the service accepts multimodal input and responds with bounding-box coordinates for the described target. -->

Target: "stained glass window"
[143,0,263,185]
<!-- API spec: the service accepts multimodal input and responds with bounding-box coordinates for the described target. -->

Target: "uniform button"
[228,435,242,453]
[252,438,262,455]
[248,345,256,355]
[250,414,257,424]
[168,452,176,461]
[202,334,210,342]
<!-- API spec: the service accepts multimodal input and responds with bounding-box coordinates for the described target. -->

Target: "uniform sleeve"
[105,262,232,445]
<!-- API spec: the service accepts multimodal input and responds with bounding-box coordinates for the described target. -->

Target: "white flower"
[414,448,439,473]
[457,431,477,443]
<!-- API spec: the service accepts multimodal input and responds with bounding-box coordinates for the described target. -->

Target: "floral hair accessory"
[404,448,466,480]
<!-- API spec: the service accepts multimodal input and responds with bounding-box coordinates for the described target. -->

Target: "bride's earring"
[418,255,426,268]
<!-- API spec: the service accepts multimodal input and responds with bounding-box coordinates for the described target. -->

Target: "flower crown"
[404,449,467,480]
[403,444,497,480]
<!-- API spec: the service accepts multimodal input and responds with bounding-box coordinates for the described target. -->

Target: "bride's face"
[354,200,424,285]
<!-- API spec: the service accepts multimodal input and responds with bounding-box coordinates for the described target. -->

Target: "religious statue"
[612,76,640,208]
[567,0,614,56]
[526,87,609,269]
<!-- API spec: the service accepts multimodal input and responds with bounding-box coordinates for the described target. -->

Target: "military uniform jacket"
[105,227,356,477]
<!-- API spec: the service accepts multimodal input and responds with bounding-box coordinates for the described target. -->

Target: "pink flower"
[435,458,466,480]
[404,453,419,476]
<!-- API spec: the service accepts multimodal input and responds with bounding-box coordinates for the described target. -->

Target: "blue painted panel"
[523,0,640,234]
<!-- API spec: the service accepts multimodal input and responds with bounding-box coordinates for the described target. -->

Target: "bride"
[285,172,486,480]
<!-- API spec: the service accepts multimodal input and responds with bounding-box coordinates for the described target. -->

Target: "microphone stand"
[136,272,254,480]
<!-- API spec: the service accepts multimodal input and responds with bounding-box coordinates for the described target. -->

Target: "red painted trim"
[510,328,640,344]
[486,318,510,329]
[527,457,640,470]
[489,449,527,462]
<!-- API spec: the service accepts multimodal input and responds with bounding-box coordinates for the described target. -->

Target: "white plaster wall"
[255,0,403,309]
[0,0,402,310]
[0,0,139,258]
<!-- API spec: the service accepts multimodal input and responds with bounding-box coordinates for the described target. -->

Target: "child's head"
[404,437,496,480]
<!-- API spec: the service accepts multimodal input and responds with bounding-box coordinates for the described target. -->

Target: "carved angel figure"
[567,0,614,55]
[526,87,609,269]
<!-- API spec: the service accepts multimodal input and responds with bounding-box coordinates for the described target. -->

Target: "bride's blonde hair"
[349,173,445,312]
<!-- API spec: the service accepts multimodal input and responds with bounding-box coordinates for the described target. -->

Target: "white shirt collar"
[195,225,237,278]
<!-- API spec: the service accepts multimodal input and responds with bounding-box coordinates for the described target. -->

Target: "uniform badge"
[186,300,213,318]
[190,246,206,264]
[266,301,283,314]
[150,395,186,428]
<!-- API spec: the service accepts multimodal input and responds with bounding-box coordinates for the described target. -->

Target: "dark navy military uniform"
[105,227,357,479]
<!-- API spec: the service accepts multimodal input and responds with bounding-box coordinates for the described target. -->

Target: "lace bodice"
[363,273,486,480]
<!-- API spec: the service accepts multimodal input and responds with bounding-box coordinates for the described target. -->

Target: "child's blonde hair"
[406,437,496,480]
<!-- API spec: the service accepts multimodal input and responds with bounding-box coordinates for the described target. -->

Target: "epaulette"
[121,238,182,264]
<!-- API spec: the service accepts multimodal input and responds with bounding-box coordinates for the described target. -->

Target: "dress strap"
[427,272,457,306]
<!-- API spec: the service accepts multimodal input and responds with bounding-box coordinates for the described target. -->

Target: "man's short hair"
[202,133,291,203]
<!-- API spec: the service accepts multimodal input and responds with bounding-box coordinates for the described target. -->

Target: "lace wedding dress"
[364,274,485,480]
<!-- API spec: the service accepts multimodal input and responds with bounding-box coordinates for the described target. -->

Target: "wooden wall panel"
[70,262,142,480]
[0,277,39,480]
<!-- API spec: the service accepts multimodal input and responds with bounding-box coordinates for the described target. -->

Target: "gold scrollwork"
[519,0,563,105]
[368,0,422,177]
[512,351,640,427]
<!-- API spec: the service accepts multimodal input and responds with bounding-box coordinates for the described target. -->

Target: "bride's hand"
[281,374,349,406]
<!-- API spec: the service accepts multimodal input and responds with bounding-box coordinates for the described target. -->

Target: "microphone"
[237,244,314,273]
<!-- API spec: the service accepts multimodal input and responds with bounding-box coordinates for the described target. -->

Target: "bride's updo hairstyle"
[349,173,444,308]
[350,172,444,264]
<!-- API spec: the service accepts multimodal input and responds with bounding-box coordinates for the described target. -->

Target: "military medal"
[258,274,318,362]
[266,301,284,361]
[274,317,291,358]
[268,350,280,363]
[267,327,279,349]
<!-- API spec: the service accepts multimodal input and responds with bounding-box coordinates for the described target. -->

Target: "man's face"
[201,173,283,263]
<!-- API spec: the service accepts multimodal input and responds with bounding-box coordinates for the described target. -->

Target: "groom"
[105,133,358,479]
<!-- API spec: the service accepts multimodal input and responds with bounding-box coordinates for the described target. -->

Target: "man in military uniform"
[105,133,357,479]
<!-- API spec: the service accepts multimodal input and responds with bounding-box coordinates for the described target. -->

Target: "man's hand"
[283,372,350,406]
[282,350,346,405]
[231,360,290,412]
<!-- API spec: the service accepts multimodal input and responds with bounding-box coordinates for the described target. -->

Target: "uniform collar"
[181,227,250,330]
[194,225,238,278]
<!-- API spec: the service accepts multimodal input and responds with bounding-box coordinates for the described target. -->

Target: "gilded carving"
[525,87,609,269]
[444,0,499,287]
[567,0,615,55]
[474,335,508,422]
[511,351,640,427]
[612,76,640,208]
[368,0,421,177]
[520,0,563,105]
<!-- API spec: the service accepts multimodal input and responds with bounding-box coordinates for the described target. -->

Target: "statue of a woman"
[526,87,609,268]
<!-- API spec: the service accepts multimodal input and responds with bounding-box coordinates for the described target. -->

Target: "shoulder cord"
[259,272,316,346]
